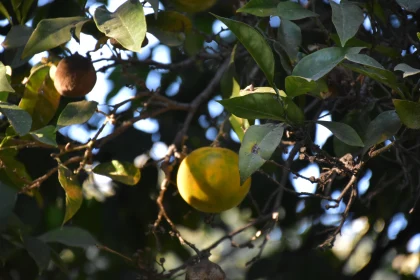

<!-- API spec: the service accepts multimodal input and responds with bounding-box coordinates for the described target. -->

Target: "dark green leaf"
[345,54,384,69]
[239,123,284,184]
[38,226,97,249]
[213,14,275,85]
[0,62,14,93]
[57,100,98,127]
[393,99,420,129]
[0,183,17,222]
[330,0,364,47]
[0,149,32,189]
[94,1,146,52]
[23,236,51,272]
[22,17,88,58]
[58,165,83,225]
[19,65,60,130]
[219,93,286,121]
[93,160,141,186]
[0,3,12,24]
[277,19,301,60]
[363,110,401,154]
[396,0,420,12]
[273,42,292,75]
[146,0,159,19]
[146,11,191,46]
[30,125,58,147]
[236,0,279,17]
[285,76,328,98]
[275,1,318,20]
[1,25,33,49]
[316,121,364,147]
[394,63,420,78]
[0,102,32,136]
[292,47,363,80]
[343,63,407,98]
[11,0,35,24]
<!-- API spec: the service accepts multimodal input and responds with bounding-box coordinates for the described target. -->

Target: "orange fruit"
[176,147,251,213]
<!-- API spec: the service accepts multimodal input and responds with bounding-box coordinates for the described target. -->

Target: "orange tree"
[1,0,420,279]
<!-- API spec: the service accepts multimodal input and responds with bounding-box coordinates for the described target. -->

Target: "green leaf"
[343,63,407,98]
[393,99,420,129]
[394,63,420,78]
[94,1,146,52]
[275,1,318,20]
[345,53,384,69]
[213,14,275,85]
[146,11,191,46]
[316,121,364,147]
[219,93,286,121]
[58,165,83,225]
[146,0,159,19]
[330,0,364,47]
[0,102,32,136]
[221,44,240,98]
[38,226,97,249]
[229,115,249,142]
[11,0,35,24]
[236,0,279,17]
[292,47,363,80]
[396,0,420,12]
[19,65,60,130]
[30,125,58,147]
[0,62,14,93]
[0,3,12,24]
[239,123,284,184]
[22,17,89,58]
[277,19,301,61]
[0,183,17,221]
[1,25,33,68]
[23,236,51,273]
[0,149,32,189]
[57,100,98,127]
[93,160,141,186]
[363,110,401,154]
[273,42,292,75]
[285,76,328,98]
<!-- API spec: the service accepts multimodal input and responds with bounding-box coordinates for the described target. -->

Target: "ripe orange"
[176,147,251,213]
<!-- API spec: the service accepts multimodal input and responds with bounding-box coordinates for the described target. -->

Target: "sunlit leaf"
[22,17,89,58]
[0,102,32,136]
[363,110,401,154]
[0,62,14,93]
[275,1,318,20]
[236,0,279,17]
[94,1,146,52]
[58,165,83,225]
[213,14,275,85]
[146,11,191,46]
[292,47,363,80]
[330,0,364,47]
[23,236,51,273]
[316,121,364,147]
[239,123,284,184]
[38,226,98,249]
[30,125,58,147]
[393,99,420,129]
[57,100,98,127]
[19,65,60,130]
[394,63,420,78]
[229,115,249,142]
[93,160,141,186]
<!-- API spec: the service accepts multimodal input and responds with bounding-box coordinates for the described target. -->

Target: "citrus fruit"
[53,53,96,98]
[171,0,218,13]
[176,147,251,213]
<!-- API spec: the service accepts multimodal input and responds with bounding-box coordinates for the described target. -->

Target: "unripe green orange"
[176,147,251,213]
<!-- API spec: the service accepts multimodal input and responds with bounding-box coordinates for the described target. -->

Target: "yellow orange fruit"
[176,147,251,213]
[53,54,96,98]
